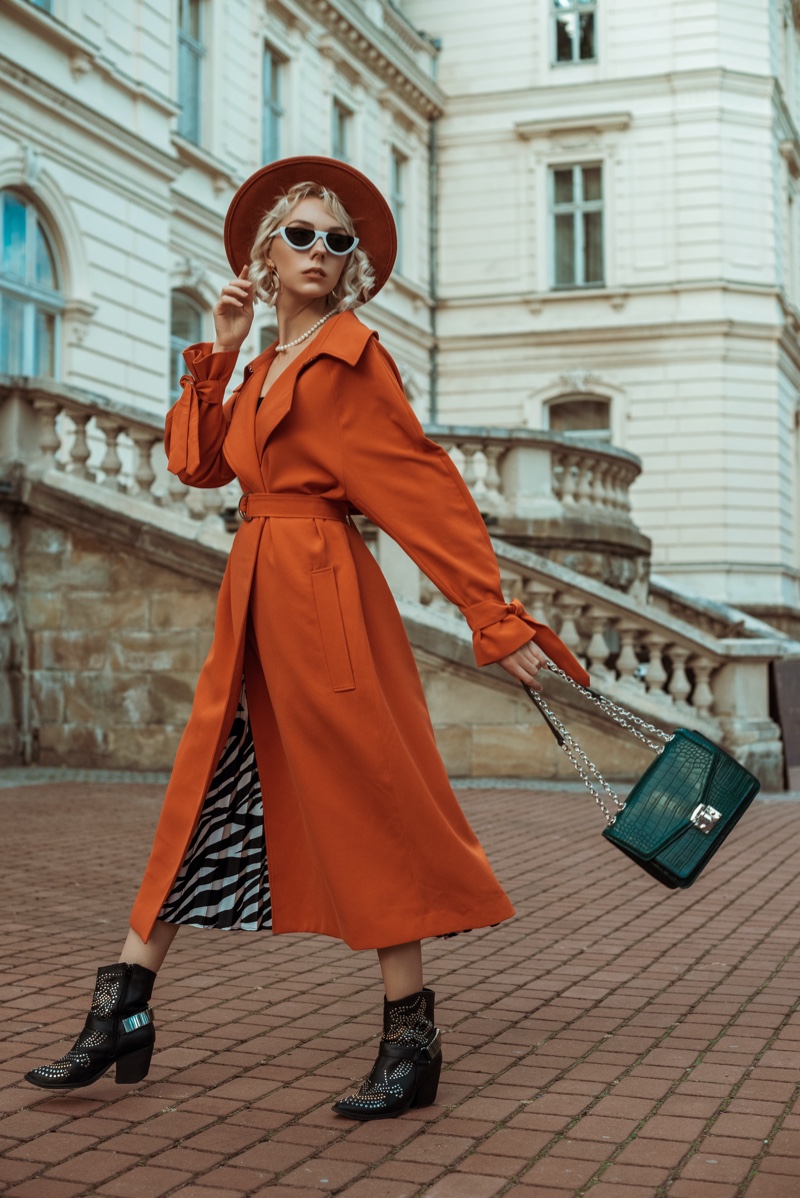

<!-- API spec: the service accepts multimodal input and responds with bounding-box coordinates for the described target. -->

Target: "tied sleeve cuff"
[461,598,590,686]
[166,343,239,476]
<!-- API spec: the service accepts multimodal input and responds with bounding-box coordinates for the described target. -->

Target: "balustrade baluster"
[554,595,584,658]
[667,645,692,706]
[615,621,642,686]
[129,428,158,498]
[575,456,593,507]
[166,470,191,514]
[560,453,579,508]
[689,654,715,718]
[94,415,124,490]
[591,460,609,510]
[66,410,92,478]
[522,581,554,625]
[551,449,566,504]
[461,441,485,499]
[642,632,669,695]
[585,606,613,680]
[31,397,61,472]
[483,443,504,507]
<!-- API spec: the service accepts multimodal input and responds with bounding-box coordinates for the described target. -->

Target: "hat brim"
[224,156,397,304]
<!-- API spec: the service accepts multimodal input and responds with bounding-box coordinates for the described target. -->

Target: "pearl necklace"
[275,312,333,353]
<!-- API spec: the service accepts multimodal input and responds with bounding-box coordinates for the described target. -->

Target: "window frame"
[0,189,64,379]
[262,44,285,164]
[549,162,604,290]
[177,0,205,145]
[169,290,205,403]
[390,147,407,274]
[545,394,612,444]
[551,0,598,66]
[331,98,352,162]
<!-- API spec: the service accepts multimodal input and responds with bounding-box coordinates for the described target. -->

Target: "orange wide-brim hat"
[224,156,397,303]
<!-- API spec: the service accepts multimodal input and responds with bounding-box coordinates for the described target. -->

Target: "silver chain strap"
[525,666,673,826]
[547,665,673,751]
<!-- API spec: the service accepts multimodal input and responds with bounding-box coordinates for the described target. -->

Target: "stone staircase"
[0,376,796,787]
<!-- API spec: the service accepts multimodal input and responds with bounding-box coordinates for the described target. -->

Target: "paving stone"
[5,784,800,1198]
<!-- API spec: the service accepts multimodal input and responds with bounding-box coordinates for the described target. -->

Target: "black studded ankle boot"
[24,963,156,1091]
[333,987,442,1121]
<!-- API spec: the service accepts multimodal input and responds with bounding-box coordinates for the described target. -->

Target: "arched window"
[0,190,64,377]
[546,395,611,443]
[170,291,205,401]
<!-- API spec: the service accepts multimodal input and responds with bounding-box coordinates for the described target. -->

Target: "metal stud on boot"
[24,963,156,1091]
[333,988,442,1120]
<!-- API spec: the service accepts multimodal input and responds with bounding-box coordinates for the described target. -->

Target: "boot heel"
[411,1052,442,1109]
[115,1044,153,1085]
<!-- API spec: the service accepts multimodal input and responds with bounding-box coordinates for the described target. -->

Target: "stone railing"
[0,377,240,525]
[2,376,796,785]
[424,424,651,592]
[459,540,794,784]
[426,424,641,524]
[2,382,647,556]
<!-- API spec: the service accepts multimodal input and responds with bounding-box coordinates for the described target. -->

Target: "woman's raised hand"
[498,639,550,692]
[212,265,254,354]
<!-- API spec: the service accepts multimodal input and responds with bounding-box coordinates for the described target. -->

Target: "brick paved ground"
[2,779,800,1198]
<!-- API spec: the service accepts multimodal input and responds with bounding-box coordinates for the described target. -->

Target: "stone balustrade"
[425,424,651,592]
[425,423,641,523]
[465,540,793,783]
[2,376,796,784]
[3,378,240,525]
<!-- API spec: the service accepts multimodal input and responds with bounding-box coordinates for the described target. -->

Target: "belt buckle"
[238,493,252,522]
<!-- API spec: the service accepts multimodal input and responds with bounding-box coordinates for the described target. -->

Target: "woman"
[25,157,589,1120]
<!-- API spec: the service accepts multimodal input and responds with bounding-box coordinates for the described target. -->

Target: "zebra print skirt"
[158,683,272,932]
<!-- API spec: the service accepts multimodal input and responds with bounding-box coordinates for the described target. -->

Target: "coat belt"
[237,493,350,523]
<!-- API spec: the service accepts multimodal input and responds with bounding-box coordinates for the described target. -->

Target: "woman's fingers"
[497,639,551,690]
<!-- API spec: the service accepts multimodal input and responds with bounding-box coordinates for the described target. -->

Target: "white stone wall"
[403,0,800,615]
[0,0,441,417]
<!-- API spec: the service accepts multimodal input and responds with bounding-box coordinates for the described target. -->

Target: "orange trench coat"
[130,311,590,950]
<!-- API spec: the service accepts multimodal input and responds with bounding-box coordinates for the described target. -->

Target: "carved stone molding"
[302,0,443,119]
[516,113,632,141]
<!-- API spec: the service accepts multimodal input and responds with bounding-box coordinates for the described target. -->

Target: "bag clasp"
[690,803,722,834]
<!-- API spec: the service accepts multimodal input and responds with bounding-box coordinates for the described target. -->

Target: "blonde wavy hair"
[249,182,376,310]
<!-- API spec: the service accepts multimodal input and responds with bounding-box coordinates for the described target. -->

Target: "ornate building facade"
[403,0,800,630]
[3,0,800,623]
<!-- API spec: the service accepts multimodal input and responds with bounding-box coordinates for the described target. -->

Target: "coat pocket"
[311,568,356,692]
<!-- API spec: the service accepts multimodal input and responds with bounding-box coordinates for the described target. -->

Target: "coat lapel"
[222,352,273,487]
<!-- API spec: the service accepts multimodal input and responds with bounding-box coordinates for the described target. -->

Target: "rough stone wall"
[12,516,219,770]
[4,508,653,781]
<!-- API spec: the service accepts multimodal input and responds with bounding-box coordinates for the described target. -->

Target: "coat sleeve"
[164,342,240,488]
[331,339,589,683]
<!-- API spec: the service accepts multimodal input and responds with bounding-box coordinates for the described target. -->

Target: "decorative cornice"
[515,112,632,140]
[300,0,443,119]
[0,56,182,193]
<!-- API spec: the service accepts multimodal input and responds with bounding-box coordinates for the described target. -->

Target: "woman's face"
[266,195,350,308]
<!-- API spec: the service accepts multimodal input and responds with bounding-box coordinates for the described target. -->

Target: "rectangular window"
[390,148,406,272]
[553,0,596,64]
[263,47,284,164]
[177,0,204,144]
[550,164,604,288]
[332,100,351,162]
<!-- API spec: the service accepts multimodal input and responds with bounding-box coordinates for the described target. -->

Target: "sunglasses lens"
[326,233,356,254]
[284,227,315,248]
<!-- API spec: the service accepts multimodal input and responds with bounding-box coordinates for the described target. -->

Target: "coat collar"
[243,309,375,379]
[225,311,376,488]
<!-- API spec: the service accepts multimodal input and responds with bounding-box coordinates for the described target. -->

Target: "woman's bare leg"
[377,940,423,1000]
[119,919,179,974]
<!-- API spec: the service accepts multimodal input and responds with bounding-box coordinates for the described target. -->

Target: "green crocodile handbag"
[523,669,760,889]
